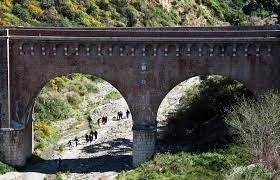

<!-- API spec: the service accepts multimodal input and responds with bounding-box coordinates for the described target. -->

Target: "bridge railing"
[2,26,279,38]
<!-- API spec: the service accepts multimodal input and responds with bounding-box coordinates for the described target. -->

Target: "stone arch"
[156,74,255,147]
[21,71,132,126]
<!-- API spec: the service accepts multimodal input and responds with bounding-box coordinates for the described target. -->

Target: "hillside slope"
[0,0,277,27]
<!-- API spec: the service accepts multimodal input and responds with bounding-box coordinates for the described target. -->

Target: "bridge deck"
[0,26,279,38]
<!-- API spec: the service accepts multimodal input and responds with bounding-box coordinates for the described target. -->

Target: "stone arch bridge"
[0,26,279,167]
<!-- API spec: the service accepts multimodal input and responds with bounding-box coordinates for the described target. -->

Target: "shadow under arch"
[19,73,133,174]
[156,74,255,153]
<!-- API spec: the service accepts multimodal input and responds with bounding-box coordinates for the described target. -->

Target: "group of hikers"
[57,109,131,171]
[117,109,130,120]
[68,129,98,148]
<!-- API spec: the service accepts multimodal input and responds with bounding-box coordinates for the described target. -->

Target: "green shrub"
[96,0,110,11]
[85,82,99,93]
[78,84,88,96]
[59,1,76,20]
[2,12,24,26]
[57,144,65,152]
[67,93,82,107]
[54,77,66,92]
[12,3,31,22]
[68,73,81,80]
[34,94,73,121]
[56,172,63,180]
[226,164,274,180]
[34,121,59,157]
[225,90,280,170]
[57,16,73,27]
[0,161,14,175]
[104,91,121,102]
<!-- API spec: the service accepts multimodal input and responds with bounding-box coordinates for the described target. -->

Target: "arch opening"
[156,75,254,152]
[23,73,133,176]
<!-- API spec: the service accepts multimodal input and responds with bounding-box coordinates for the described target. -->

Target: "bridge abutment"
[0,122,33,167]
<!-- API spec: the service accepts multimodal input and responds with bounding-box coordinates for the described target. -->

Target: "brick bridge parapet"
[0,26,279,167]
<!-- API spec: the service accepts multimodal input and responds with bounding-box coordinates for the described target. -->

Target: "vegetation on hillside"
[0,0,278,28]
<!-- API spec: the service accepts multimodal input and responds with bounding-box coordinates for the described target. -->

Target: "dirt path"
[22,82,133,180]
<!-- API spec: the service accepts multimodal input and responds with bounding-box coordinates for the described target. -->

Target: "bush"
[85,82,99,93]
[34,121,59,156]
[2,12,24,26]
[28,4,43,19]
[68,73,81,80]
[96,0,110,11]
[78,83,88,96]
[0,161,14,175]
[35,121,53,136]
[34,94,73,121]
[226,164,275,180]
[67,93,82,107]
[12,4,31,22]
[225,90,280,170]
[104,91,121,102]
[54,77,66,90]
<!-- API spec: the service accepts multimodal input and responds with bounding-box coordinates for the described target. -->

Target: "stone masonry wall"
[0,122,33,167]
[0,35,11,128]
[133,129,156,167]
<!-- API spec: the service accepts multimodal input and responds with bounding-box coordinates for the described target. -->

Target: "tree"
[243,0,280,23]
[225,91,280,170]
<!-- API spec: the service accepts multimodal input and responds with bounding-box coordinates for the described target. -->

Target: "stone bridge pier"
[0,26,280,168]
[127,91,163,166]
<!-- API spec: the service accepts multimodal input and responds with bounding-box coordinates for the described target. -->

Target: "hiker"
[97,118,101,127]
[58,158,62,170]
[85,134,89,144]
[126,109,130,118]
[102,116,107,125]
[87,115,92,123]
[68,140,72,148]
[74,137,79,147]
[119,111,123,119]
[94,130,98,140]
[117,112,120,120]
[89,130,94,143]
[89,134,93,143]
[90,130,94,137]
